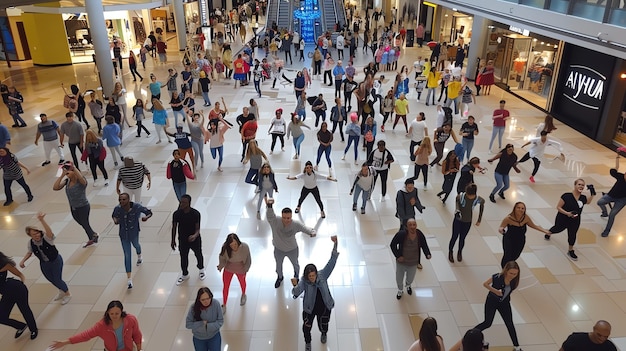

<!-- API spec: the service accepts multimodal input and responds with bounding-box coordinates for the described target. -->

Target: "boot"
[448,250,454,263]
[457,251,463,262]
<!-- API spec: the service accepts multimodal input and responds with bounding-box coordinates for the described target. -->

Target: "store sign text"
[508,25,530,36]
[199,0,208,26]
[563,65,605,110]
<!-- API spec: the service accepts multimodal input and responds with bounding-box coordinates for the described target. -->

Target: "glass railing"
[500,0,625,27]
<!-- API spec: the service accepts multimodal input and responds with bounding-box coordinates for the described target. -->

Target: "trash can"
[406,29,415,47]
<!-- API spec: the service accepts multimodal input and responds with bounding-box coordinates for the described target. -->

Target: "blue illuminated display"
[293,0,320,43]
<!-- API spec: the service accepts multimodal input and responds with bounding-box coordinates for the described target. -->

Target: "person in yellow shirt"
[425,66,442,106]
[445,76,462,115]
[393,93,410,133]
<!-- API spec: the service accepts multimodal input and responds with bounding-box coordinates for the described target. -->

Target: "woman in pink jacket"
[50,300,142,351]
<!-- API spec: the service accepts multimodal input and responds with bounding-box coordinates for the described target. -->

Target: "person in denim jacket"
[292,236,338,351]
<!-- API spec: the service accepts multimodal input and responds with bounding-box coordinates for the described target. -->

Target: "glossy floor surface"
[1,32,626,351]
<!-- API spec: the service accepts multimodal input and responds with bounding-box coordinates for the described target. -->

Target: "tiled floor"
[1,28,626,351]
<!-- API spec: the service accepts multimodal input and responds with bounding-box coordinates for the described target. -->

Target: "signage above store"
[563,65,605,110]
[199,0,208,26]
[508,25,530,36]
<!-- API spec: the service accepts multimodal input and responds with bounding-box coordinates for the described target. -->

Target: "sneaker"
[352,204,357,211]
[341,155,346,160]
[83,240,95,248]
[61,294,72,305]
[221,304,227,314]
[240,294,247,306]
[218,167,223,172]
[92,234,99,243]
[274,276,283,288]
[27,195,33,202]
[544,234,551,240]
[114,161,118,166]
[448,251,454,263]
[489,194,496,203]
[30,330,38,340]
[396,290,403,300]
[457,251,463,262]
[529,176,535,183]
[14,326,27,338]
[104,180,109,186]
[128,280,133,289]
[41,161,51,166]
[256,211,261,220]
[293,154,298,159]
[136,256,143,265]
[3,200,13,206]
[321,211,326,218]
[282,147,285,151]
[406,286,413,295]
[321,332,327,343]
[93,180,99,187]
[314,165,318,171]
[355,161,359,165]
[270,150,273,155]
[417,263,423,270]
[54,290,65,301]
[498,192,506,200]
[199,269,206,280]
[305,343,312,351]
[568,250,578,261]
[600,213,608,218]
[58,159,65,165]
[176,274,189,285]
[361,208,365,214]
[601,232,609,237]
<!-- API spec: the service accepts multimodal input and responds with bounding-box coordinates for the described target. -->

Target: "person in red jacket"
[50,300,142,351]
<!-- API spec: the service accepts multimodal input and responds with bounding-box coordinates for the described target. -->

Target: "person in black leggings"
[545,178,595,261]
[0,251,38,339]
[287,161,337,218]
[474,261,522,351]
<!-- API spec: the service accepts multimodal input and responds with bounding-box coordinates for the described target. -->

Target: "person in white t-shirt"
[516,131,564,183]
[367,140,395,201]
[335,34,345,60]
[287,161,337,218]
[408,112,428,162]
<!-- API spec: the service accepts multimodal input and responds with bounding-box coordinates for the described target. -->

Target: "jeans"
[191,140,204,166]
[201,91,211,105]
[172,181,187,201]
[316,145,332,168]
[296,108,306,121]
[4,177,32,202]
[270,133,285,151]
[10,112,26,126]
[40,255,69,292]
[395,262,417,290]
[461,138,474,162]
[192,333,221,351]
[297,186,324,210]
[491,172,510,196]
[244,168,259,185]
[352,184,370,209]
[254,80,261,96]
[425,87,437,105]
[136,120,151,136]
[489,126,505,151]
[412,164,429,186]
[179,236,204,276]
[274,247,300,278]
[344,135,359,160]
[71,204,96,240]
[598,195,626,236]
[449,218,472,252]
[409,140,422,162]
[0,279,37,332]
[210,146,223,166]
[120,234,142,273]
[109,145,124,163]
[518,152,541,176]
[222,270,246,305]
[374,169,389,196]
[173,109,186,126]
[475,295,519,347]
[293,134,305,156]
[331,120,345,141]
[314,110,327,127]
[129,64,143,80]
[257,188,274,211]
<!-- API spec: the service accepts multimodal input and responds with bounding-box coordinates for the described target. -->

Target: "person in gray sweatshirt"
[186,287,224,349]
[265,197,316,288]
[395,178,426,230]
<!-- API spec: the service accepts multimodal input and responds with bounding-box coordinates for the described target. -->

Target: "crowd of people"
[0,5,624,351]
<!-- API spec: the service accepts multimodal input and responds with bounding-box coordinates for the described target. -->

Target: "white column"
[173,0,187,51]
[466,15,489,81]
[86,0,114,95]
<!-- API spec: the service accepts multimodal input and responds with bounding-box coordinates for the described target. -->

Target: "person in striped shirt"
[116,157,151,203]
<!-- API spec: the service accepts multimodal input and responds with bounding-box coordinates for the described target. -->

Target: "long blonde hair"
[85,129,99,144]
[418,136,432,156]
[152,98,164,110]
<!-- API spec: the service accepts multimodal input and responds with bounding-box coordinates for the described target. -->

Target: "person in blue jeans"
[287,113,311,160]
[459,116,479,163]
[112,192,153,289]
[487,144,520,203]
[597,167,626,237]
[186,287,223,350]
[167,149,194,200]
[342,113,361,164]
[350,163,375,214]
[20,212,72,305]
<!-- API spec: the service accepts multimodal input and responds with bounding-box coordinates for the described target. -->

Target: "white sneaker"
[240,294,247,306]
[92,180,98,187]
[61,294,72,305]
[221,304,227,314]
[127,280,133,289]
[341,155,345,160]
[176,274,189,285]
[270,150,273,155]
[54,290,65,301]
[104,180,109,186]
[293,154,298,159]
[199,269,206,280]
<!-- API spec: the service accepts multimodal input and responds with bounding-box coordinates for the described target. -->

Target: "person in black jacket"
[395,178,425,230]
[390,219,431,300]
[474,261,522,351]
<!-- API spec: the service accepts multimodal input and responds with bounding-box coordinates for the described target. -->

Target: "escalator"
[276,0,292,31]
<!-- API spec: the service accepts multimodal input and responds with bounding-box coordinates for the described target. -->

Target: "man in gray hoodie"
[266,198,316,288]
[396,178,425,230]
